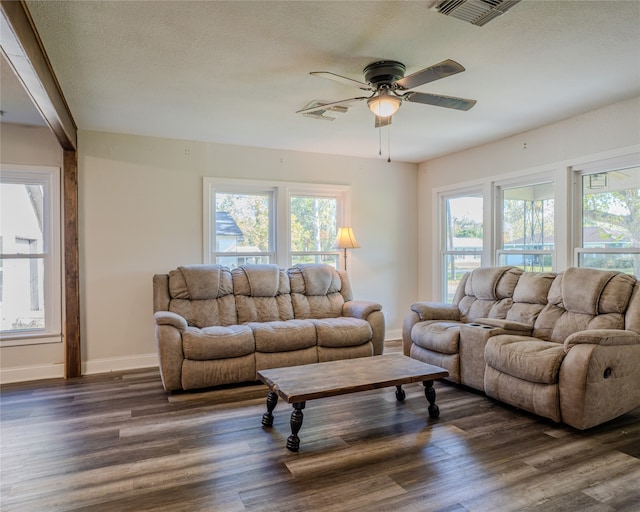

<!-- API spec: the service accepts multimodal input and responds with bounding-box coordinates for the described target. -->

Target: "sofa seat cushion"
[485,335,567,384]
[311,317,372,347]
[182,325,254,360]
[411,321,462,355]
[248,320,317,353]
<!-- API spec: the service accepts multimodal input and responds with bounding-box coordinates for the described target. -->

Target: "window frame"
[0,165,62,346]
[433,151,640,303]
[494,172,556,272]
[287,186,348,268]
[208,183,277,267]
[438,186,485,302]
[204,178,351,269]
[571,152,640,270]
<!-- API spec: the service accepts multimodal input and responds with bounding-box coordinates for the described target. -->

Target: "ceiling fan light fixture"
[367,92,401,117]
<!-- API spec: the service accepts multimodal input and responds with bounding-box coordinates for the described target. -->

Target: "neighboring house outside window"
[0,165,61,346]
[215,210,266,268]
[212,190,274,268]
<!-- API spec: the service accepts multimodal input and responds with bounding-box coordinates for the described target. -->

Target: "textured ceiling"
[16,0,640,163]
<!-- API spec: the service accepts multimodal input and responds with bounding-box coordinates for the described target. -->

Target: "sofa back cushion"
[506,272,556,326]
[288,264,346,319]
[168,265,237,328]
[458,266,522,322]
[533,268,637,342]
[232,264,294,323]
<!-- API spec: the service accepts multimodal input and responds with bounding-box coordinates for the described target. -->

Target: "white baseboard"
[0,363,64,384]
[2,336,403,385]
[82,353,159,375]
[0,354,160,384]
[384,328,402,341]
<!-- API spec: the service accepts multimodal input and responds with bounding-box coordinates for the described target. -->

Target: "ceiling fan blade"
[404,92,477,111]
[375,115,392,128]
[310,71,374,91]
[296,97,368,115]
[394,59,465,90]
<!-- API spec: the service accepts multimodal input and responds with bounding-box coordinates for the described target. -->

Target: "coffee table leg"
[262,391,278,427]
[286,402,306,452]
[423,380,440,418]
[395,385,406,402]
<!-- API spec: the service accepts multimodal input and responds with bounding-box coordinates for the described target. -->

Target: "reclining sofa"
[153,263,384,391]
[403,266,640,429]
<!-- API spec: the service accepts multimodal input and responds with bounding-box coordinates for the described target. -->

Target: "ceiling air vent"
[300,101,350,121]
[429,0,521,27]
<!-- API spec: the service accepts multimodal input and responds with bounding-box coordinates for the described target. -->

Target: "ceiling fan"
[297,59,476,127]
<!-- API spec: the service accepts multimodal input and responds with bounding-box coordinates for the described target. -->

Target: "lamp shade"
[367,92,401,117]
[334,227,360,249]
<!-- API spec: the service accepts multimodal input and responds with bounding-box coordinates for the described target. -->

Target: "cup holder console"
[467,323,494,329]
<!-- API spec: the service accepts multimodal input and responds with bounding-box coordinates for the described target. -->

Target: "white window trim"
[575,247,640,263]
[1,165,62,346]
[203,177,351,268]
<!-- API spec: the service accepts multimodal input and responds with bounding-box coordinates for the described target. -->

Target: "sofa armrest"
[154,311,188,330]
[410,302,460,322]
[473,318,533,335]
[402,311,420,356]
[343,300,382,320]
[559,332,640,429]
[564,329,640,351]
[344,300,385,356]
[154,312,186,392]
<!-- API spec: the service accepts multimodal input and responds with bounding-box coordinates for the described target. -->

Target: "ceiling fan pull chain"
[387,124,391,163]
[379,127,382,156]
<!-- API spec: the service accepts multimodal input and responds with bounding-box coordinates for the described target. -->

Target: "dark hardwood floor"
[1,341,639,512]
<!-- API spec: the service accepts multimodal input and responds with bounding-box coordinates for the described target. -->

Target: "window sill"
[0,333,63,347]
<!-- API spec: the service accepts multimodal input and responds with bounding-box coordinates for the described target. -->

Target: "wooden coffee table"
[257,354,449,451]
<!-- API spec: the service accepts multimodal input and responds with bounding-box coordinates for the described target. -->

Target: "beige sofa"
[403,266,640,429]
[153,263,385,391]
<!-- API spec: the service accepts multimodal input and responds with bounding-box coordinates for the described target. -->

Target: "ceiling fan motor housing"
[363,60,406,87]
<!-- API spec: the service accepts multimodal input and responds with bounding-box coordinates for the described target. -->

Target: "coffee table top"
[257,354,448,403]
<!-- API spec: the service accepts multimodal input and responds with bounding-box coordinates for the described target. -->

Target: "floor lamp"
[334,227,360,271]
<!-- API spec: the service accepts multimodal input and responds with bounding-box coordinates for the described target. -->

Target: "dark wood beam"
[0,0,77,150]
[63,149,81,378]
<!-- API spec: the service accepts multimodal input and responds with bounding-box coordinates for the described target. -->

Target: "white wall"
[0,123,65,381]
[417,96,640,300]
[78,131,418,373]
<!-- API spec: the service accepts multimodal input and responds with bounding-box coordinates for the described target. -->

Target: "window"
[205,179,349,269]
[290,195,339,267]
[213,190,274,268]
[0,166,61,345]
[575,163,640,275]
[441,192,483,302]
[496,180,554,272]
